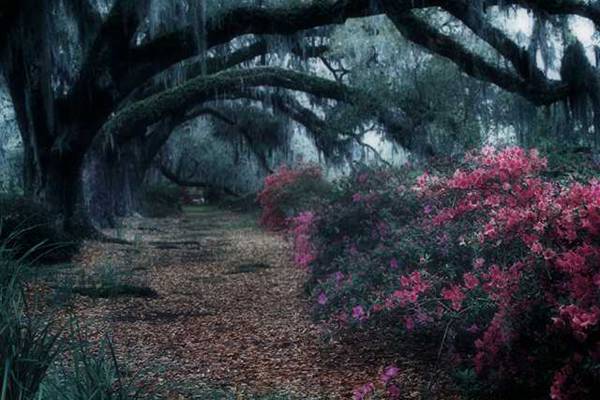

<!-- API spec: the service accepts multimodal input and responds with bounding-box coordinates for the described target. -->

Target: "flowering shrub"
[257,164,330,230]
[290,211,317,270]
[288,148,599,399]
[352,365,402,400]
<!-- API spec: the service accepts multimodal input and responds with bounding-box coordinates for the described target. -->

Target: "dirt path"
[65,207,450,399]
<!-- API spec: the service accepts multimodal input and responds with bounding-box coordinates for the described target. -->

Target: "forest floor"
[45,206,455,399]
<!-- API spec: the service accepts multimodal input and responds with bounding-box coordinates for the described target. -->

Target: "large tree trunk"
[1,0,105,235]
[20,137,96,234]
[83,141,147,228]
[83,117,178,227]
[4,74,97,234]
[2,59,97,234]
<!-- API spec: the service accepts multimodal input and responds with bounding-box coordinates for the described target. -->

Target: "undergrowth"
[0,231,148,399]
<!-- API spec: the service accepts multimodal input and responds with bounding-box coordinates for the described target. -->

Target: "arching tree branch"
[139,106,236,171]
[124,40,329,106]
[102,66,413,145]
[158,162,240,197]
[383,9,569,106]
[53,0,597,155]
[442,1,545,81]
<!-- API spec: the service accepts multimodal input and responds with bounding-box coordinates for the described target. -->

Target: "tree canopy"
[1,0,599,231]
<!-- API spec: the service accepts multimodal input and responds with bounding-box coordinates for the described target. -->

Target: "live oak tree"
[1,0,598,233]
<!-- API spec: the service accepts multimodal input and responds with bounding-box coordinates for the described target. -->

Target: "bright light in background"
[571,16,596,47]
[504,9,534,38]
[505,9,596,48]
[499,9,597,72]
[572,16,598,66]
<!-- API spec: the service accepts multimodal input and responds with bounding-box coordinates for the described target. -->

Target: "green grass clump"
[1,238,148,400]
[0,240,61,400]
[0,195,79,264]
[40,333,146,400]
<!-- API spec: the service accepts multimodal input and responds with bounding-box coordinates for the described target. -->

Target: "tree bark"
[20,140,97,234]
[83,142,145,228]
[1,1,99,234]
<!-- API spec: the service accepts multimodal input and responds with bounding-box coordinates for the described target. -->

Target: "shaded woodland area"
[0,1,599,399]
[1,0,599,232]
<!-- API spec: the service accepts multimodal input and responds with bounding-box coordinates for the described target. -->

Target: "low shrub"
[0,195,79,264]
[1,242,146,400]
[257,164,331,230]
[139,184,182,218]
[284,148,599,399]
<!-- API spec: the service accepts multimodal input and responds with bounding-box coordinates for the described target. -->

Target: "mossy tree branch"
[53,0,600,154]
[103,66,413,145]
[442,1,546,81]
[123,40,329,106]
[158,162,241,197]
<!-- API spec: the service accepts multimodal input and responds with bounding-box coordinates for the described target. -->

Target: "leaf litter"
[50,207,456,399]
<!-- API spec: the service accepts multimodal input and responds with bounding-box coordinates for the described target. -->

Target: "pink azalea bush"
[257,164,329,231]
[290,211,317,269]
[268,147,599,399]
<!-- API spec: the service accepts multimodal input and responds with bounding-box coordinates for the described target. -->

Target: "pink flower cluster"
[554,305,600,342]
[352,382,375,400]
[257,164,322,230]
[391,271,430,306]
[423,147,599,398]
[441,284,465,311]
[290,211,317,270]
[353,366,400,400]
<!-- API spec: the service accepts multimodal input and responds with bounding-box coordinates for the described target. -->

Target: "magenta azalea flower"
[473,257,485,269]
[380,365,400,384]
[352,305,366,321]
[352,382,375,400]
[317,292,328,305]
[387,384,401,399]
[404,316,415,331]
